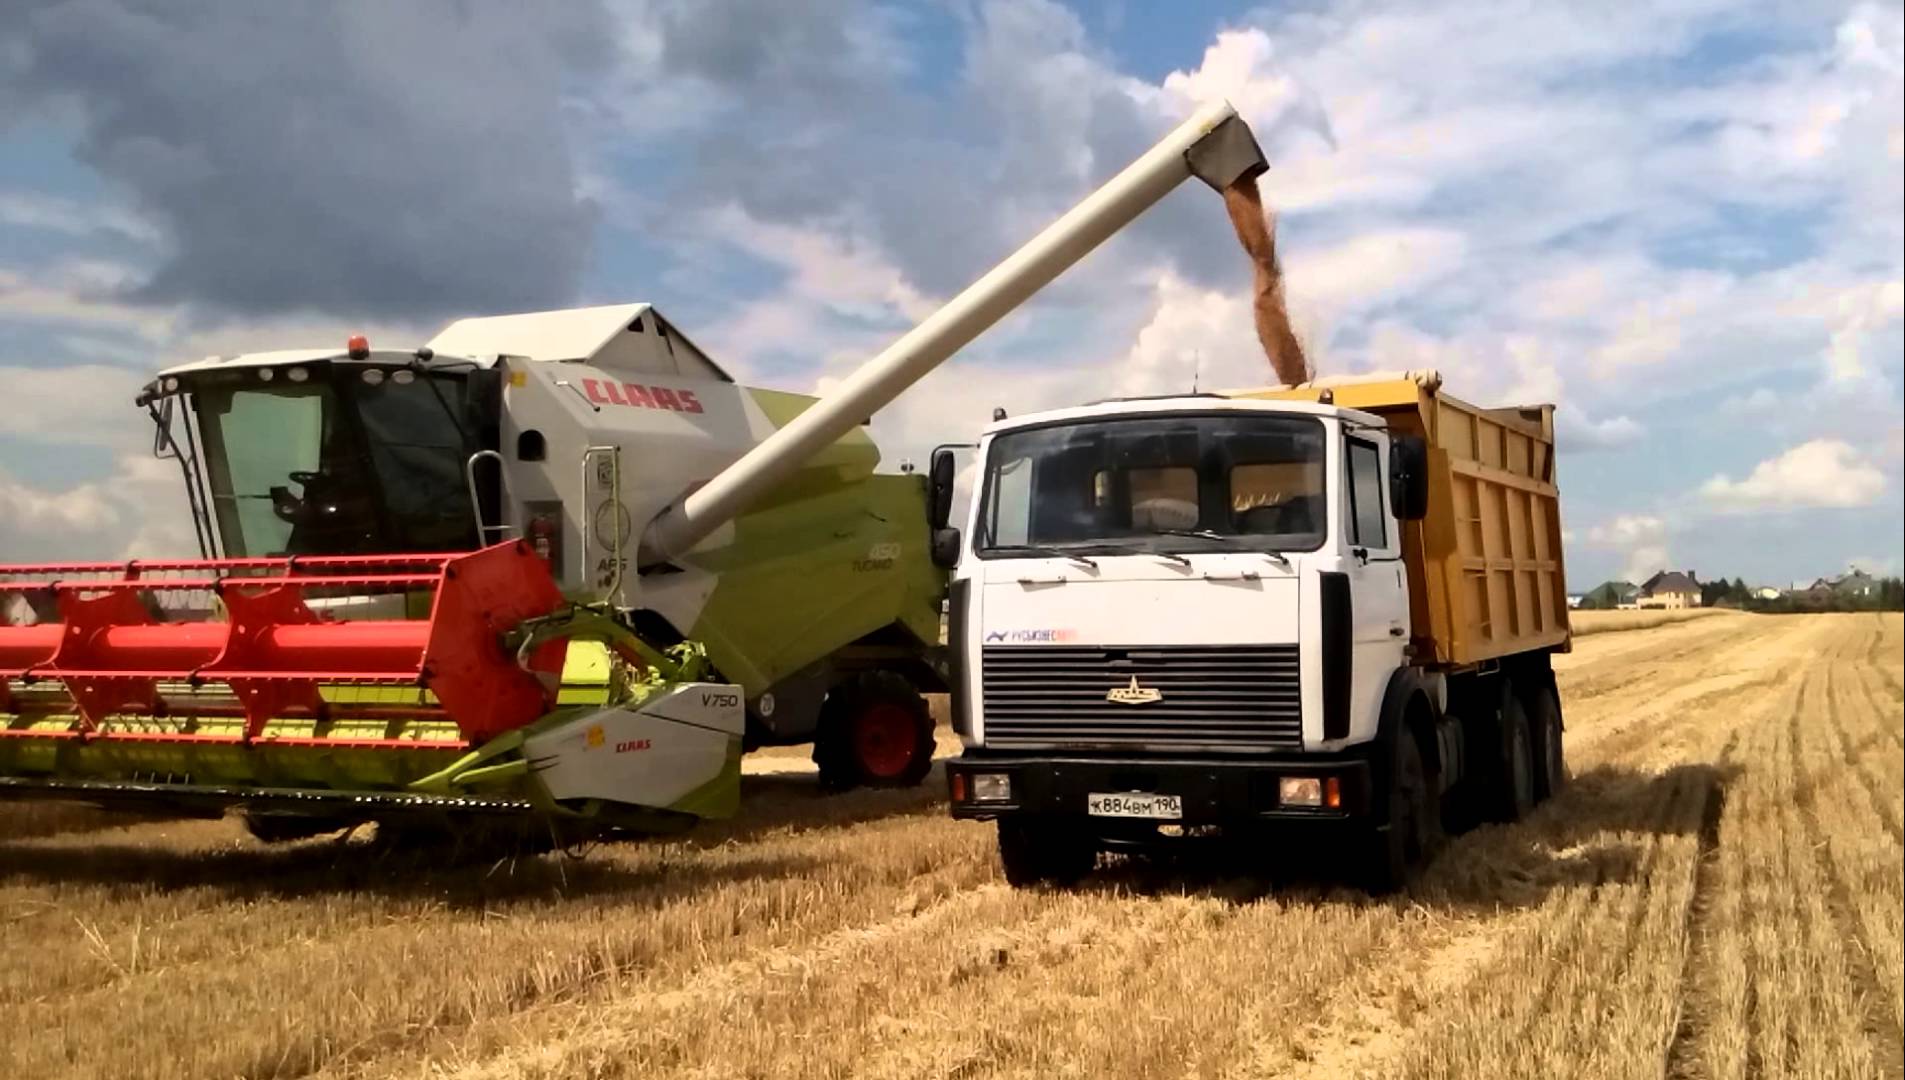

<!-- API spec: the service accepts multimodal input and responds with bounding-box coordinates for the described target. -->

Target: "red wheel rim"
[853,702,916,779]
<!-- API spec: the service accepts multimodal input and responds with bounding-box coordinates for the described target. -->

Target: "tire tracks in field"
[1818,623,1905,847]
[410,885,1157,1080]
[1798,646,1905,1079]
[0,775,955,1013]
[1660,730,1737,1080]
[1291,623,1777,1080]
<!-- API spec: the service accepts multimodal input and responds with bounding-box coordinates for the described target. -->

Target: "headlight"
[972,773,1012,802]
[1278,776,1322,807]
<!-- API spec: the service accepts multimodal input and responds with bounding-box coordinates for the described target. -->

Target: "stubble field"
[1,612,1900,1079]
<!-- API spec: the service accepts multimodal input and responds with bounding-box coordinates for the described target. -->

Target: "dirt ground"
[2,612,1899,1080]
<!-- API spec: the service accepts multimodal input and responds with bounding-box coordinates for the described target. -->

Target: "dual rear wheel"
[1370,669,1567,892]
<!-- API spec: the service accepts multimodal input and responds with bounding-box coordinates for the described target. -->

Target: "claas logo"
[580,378,704,414]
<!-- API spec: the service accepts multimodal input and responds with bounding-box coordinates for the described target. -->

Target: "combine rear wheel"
[813,672,935,791]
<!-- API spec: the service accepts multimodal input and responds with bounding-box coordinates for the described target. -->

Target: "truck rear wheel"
[813,672,935,792]
[997,819,1096,887]
[1529,682,1567,802]
[1365,725,1439,893]
[1491,689,1537,822]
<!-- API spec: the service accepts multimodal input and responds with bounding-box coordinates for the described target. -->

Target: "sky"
[1,0,1900,589]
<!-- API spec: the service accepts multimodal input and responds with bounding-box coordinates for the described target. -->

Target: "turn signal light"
[950,773,968,802]
[1324,776,1342,809]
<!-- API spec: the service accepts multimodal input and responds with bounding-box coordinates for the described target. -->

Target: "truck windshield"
[977,413,1327,555]
[191,367,482,557]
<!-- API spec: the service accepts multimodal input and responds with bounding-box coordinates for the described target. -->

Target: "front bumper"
[946,750,1375,824]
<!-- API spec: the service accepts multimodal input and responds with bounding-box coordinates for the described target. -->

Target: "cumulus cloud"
[1701,439,1888,512]
[1580,513,1677,585]
[1559,411,1645,451]
[2,0,613,321]
[1586,514,1668,547]
[0,363,154,447]
[0,454,194,561]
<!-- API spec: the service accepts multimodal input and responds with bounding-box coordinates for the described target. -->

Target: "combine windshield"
[977,412,1327,556]
[191,366,482,557]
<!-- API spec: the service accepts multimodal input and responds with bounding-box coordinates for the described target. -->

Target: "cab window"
[1345,437,1387,549]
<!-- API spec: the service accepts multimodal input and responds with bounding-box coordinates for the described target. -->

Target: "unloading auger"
[0,100,1268,843]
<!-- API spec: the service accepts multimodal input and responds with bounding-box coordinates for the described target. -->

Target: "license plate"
[1087,792,1182,819]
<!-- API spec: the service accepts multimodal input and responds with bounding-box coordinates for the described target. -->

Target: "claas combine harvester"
[0,102,1268,845]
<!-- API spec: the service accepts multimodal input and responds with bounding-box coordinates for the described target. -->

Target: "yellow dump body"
[1230,374,1571,667]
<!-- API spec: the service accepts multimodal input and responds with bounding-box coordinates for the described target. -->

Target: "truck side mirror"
[931,526,962,569]
[1390,435,1430,521]
[929,448,958,530]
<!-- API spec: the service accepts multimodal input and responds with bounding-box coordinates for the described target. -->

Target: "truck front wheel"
[813,672,935,792]
[1365,726,1439,893]
[997,819,1096,887]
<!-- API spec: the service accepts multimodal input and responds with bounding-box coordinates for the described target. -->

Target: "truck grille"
[980,644,1302,752]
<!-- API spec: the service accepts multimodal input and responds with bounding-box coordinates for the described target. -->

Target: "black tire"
[1528,681,1567,802]
[997,819,1096,888]
[812,671,935,792]
[1365,724,1440,893]
[1492,688,1537,823]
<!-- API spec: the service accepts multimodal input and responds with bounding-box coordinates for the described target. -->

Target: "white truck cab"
[940,375,1574,891]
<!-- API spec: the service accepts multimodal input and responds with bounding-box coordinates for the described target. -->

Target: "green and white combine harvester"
[0,102,1268,844]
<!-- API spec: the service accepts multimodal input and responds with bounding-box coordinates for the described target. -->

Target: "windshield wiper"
[1088,540,1190,567]
[1150,529,1293,570]
[987,544,1098,568]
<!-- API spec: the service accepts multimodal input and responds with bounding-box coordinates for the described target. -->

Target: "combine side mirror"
[928,447,959,530]
[931,527,963,569]
[1390,434,1430,521]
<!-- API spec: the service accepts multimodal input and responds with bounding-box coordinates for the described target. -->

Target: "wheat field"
[1,613,1899,1079]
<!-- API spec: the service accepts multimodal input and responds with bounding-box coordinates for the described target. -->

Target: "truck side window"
[1346,438,1387,549]
[986,455,1033,546]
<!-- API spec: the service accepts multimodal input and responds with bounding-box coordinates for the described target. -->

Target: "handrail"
[464,449,513,545]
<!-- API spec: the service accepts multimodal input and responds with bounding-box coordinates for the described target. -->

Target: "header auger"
[1,100,1267,846]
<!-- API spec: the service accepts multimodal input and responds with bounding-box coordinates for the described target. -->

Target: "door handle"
[1351,546,1370,565]
[1388,625,1406,637]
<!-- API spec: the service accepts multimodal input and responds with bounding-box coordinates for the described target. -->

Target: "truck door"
[1341,433,1408,740]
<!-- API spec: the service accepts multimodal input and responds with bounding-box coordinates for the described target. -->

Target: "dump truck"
[942,370,1572,890]
[0,100,1271,845]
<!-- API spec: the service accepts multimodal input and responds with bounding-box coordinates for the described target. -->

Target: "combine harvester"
[0,102,1271,845]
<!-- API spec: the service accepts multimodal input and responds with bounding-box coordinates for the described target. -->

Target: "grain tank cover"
[427,303,733,382]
